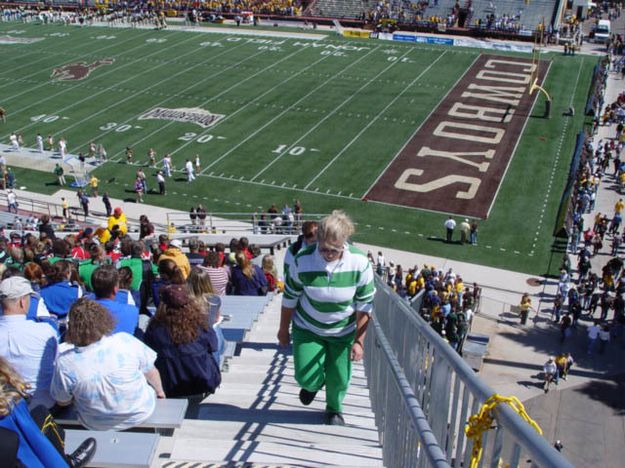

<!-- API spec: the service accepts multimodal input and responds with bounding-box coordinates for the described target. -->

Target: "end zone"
[365,54,548,219]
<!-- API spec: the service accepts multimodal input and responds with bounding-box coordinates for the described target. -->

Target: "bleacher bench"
[64,429,159,468]
[56,398,188,435]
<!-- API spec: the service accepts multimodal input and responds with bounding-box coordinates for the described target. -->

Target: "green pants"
[292,326,354,413]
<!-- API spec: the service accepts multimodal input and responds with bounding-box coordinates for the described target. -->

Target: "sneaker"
[325,412,345,426]
[299,388,317,406]
[67,437,97,468]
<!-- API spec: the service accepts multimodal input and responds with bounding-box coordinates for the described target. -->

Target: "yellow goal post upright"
[530,20,553,118]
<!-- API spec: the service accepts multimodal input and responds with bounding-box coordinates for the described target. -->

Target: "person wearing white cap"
[0,276,57,408]
[159,239,191,279]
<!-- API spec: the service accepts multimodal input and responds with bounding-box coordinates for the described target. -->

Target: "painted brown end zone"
[366,54,548,219]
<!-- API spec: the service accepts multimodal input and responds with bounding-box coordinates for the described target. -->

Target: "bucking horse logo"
[50,58,115,81]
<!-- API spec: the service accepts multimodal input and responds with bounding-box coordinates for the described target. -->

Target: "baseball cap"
[0,277,34,300]
[113,207,122,215]
[170,239,182,249]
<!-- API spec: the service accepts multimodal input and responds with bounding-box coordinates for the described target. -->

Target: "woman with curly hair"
[151,258,186,308]
[0,357,96,467]
[144,284,221,398]
[50,298,164,431]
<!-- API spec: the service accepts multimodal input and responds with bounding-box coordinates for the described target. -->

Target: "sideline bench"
[56,398,188,435]
[64,429,159,468]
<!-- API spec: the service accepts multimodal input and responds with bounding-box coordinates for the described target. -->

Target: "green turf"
[0,23,597,275]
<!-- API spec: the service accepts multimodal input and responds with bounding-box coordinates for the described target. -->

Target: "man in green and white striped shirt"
[278,210,375,425]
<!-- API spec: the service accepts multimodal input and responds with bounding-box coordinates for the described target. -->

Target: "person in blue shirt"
[40,260,82,318]
[91,265,139,336]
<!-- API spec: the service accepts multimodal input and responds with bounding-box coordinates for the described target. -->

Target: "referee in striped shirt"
[278,210,375,425]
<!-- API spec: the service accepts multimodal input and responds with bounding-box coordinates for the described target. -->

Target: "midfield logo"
[138,107,225,128]
[50,59,115,81]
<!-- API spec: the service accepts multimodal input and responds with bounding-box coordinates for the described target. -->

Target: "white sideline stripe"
[0,32,201,139]
[63,42,256,154]
[0,29,152,92]
[361,53,481,199]
[104,45,320,162]
[252,47,416,182]
[1,29,175,107]
[199,45,382,174]
[304,50,448,190]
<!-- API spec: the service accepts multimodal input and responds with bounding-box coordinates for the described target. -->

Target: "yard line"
[304,51,448,190]
[0,32,203,139]
[199,46,382,174]
[361,53,481,199]
[0,29,154,96]
[251,47,415,182]
[0,30,150,84]
[67,41,264,154]
[105,47,329,162]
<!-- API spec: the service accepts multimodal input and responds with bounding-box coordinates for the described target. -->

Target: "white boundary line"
[303,50,448,190]
[361,53,481,198]
[485,59,553,219]
[104,46,326,162]
[250,48,416,181]
[1,32,203,138]
[199,45,382,174]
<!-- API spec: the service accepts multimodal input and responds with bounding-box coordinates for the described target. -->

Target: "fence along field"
[0,23,596,274]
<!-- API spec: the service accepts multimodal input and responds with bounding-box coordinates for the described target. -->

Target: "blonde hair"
[0,357,29,417]
[236,252,253,279]
[318,210,355,244]
[262,254,277,278]
[187,267,215,299]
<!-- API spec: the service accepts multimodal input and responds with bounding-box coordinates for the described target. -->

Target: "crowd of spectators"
[0,204,285,443]
[370,250,479,353]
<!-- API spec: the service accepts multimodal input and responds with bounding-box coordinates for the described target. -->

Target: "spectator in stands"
[152,258,186,308]
[279,210,375,426]
[119,240,157,309]
[0,276,57,409]
[230,252,268,296]
[50,298,165,431]
[186,239,204,267]
[40,260,82,318]
[200,251,229,296]
[107,207,128,237]
[284,220,318,280]
[38,215,55,240]
[262,254,278,292]
[91,265,139,336]
[188,267,225,364]
[139,215,155,240]
[144,284,221,398]
[79,244,104,291]
[159,239,191,279]
[0,357,97,467]
[22,263,50,320]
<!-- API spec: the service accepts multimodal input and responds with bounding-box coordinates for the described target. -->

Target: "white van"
[594,19,611,44]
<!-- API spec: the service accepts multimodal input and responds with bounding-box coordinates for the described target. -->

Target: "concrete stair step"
[219,372,370,388]
[171,440,383,466]
[211,382,372,398]
[176,420,381,446]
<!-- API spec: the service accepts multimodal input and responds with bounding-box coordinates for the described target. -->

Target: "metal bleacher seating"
[311,0,374,19]
[64,430,160,468]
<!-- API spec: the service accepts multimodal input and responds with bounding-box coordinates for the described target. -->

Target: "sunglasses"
[319,246,344,256]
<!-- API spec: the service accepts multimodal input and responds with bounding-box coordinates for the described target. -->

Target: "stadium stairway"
[160,294,383,467]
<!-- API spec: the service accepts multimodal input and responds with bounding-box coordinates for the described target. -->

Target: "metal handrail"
[367,277,573,468]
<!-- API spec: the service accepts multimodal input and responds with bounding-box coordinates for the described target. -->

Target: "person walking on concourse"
[278,210,375,425]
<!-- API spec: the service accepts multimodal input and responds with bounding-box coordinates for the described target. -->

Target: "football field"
[0,22,597,274]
